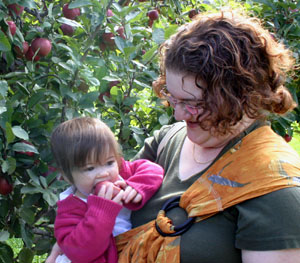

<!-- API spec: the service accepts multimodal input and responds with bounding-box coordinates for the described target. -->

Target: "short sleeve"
[235,187,300,250]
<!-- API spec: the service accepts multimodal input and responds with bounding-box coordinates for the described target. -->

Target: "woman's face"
[165,69,250,148]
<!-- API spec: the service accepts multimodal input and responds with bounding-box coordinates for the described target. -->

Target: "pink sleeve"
[120,159,164,210]
[54,195,122,262]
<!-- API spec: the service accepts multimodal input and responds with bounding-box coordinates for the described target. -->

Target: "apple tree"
[0,0,299,261]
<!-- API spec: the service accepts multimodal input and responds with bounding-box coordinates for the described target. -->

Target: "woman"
[47,10,300,263]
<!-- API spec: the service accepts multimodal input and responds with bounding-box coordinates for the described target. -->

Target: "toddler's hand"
[122,185,142,204]
[96,182,124,205]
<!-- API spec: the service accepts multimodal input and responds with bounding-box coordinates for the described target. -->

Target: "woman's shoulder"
[132,122,186,162]
[234,187,300,250]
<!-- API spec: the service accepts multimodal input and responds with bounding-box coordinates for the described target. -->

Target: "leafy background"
[0,0,299,262]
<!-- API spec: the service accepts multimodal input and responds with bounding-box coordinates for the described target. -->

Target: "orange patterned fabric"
[116,126,300,263]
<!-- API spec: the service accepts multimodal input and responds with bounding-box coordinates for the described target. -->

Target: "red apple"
[7,4,24,16]
[62,3,81,20]
[16,140,35,156]
[98,91,111,102]
[7,21,16,35]
[117,26,126,39]
[99,42,107,52]
[31,38,52,57]
[188,9,199,19]
[78,80,89,93]
[106,9,114,17]
[60,23,74,36]
[41,166,57,177]
[0,176,13,195]
[102,32,115,45]
[109,81,120,88]
[284,134,292,143]
[25,46,40,61]
[14,41,29,57]
[147,10,159,21]
[93,181,121,197]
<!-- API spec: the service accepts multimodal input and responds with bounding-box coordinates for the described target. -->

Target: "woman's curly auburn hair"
[153,10,297,135]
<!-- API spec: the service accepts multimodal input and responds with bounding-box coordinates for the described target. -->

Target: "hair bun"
[272,88,297,114]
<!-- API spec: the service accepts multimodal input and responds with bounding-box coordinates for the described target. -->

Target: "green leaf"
[42,190,58,206]
[0,231,9,242]
[0,104,7,115]
[40,176,47,188]
[133,79,151,89]
[142,45,158,64]
[69,0,92,8]
[0,242,14,263]
[152,28,165,45]
[0,31,11,52]
[1,157,16,175]
[78,91,99,108]
[2,71,27,79]
[20,221,33,248]
[12,126,29,140]
[102,76,121,81]
[34,238,53,253]
[49,179,69,190]
[23,194,42,208]
[159,113,171,125]
[165,24,179,39]
[19,0,37,9]
[12,143,38,154]
[130,126,145,135]
[0,81,8,97]
[58,62,74,72]
[121,126,131,140]
[57,18,83,28]
[0,199,9,219]
[115,36,125,52]
[19,208,35,225]
[27,90,46,109]
[4,51,14,69]
[5,122,15,144]
[88,77,100,86]
[21,185,43,194]
[18,247,34,263]
[26,169,41,186]
[125,10,141,22]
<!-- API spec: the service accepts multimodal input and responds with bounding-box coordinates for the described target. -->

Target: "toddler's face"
[71,153,119,198]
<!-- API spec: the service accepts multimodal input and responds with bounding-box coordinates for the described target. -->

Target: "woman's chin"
[187,129,209,145]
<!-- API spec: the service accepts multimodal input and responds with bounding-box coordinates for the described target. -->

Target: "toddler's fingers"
[122,185,132,201]
[124,188,137,204]
[114,180,127,190]
[98,184,107,198]
[104,183,113,200]
[132,193,142,203]
[112,190,124,205]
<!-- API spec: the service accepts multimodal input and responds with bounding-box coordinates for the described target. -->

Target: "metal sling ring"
[155,196,196,237]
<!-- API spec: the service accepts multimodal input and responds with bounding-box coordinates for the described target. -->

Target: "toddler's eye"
[84,166,95,172]
[107,160,115,166]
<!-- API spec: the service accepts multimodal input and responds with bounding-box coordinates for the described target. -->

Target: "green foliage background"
[0,0,299,261]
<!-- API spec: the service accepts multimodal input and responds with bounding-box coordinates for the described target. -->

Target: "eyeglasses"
[160,88,204,115]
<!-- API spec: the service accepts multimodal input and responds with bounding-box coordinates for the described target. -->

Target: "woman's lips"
[186,121,199,129]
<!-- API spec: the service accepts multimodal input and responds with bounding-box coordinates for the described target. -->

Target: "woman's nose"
[173,104,191,121]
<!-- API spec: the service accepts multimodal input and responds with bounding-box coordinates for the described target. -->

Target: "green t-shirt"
[131,122,300,263]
